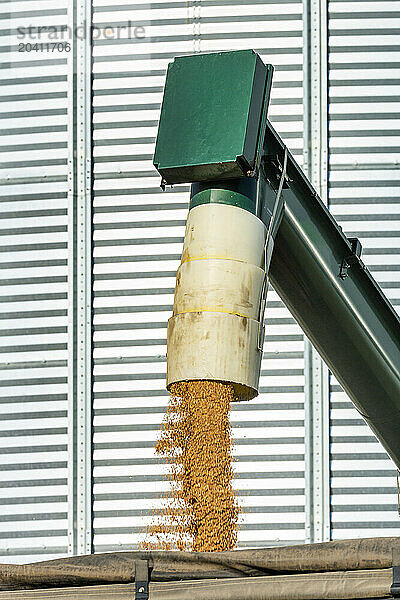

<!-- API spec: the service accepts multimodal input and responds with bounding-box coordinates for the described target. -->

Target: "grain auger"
[154,50,400,469]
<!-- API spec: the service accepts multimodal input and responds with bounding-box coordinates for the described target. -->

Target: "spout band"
[190,177,257,215]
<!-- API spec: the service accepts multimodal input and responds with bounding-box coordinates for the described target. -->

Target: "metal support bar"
[303,0,330,543]
[304,0,328,198]
[304,343,330,543]
[67,0,93,556]
[135,560,150,600]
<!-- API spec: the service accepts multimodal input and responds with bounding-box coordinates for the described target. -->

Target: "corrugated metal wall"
[0,0,70,562]
[328,0,400,539]
[91,0,306,552]
[91,0,192,552]
[0,0,399,562]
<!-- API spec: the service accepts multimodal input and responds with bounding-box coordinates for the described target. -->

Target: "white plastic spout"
[167,203,267,401]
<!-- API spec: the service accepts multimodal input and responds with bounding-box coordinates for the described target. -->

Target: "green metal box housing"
[154,50,273,184]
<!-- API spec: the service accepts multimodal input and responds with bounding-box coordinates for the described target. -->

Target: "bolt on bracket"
[339,237,363,280]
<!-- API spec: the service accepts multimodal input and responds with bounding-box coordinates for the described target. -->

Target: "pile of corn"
[142,380,239,552]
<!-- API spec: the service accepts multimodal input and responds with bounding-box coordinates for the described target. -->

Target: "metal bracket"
[339,256,356,280]
[257,147,288,350]
[339,237,363,280]
[348,237,362,258]
[135,559,150,600]
[391,549,400,597]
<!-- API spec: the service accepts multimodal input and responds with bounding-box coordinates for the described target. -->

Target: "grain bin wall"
[0,0,399,564]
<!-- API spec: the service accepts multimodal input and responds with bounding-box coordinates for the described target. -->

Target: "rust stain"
[240,279,253,310]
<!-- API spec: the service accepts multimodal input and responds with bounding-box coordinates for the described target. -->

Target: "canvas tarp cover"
[0,537,397,599]
[0,569,393,600]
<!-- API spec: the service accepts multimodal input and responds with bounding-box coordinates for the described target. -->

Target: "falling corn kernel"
[141,380,239,552]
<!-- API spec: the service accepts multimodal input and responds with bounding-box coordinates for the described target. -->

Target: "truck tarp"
[0,568,393,600]
[0,537,398,597]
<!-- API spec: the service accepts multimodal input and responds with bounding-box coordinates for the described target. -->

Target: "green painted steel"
[189,177,257,214]
[262,121,400,469]
[187,123,400,468]
[154,50,273,185]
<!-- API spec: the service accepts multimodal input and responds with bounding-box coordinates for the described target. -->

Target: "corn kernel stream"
[141,380,239,552]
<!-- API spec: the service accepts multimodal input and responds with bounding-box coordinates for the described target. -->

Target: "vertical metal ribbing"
[303,0,331,544]
[67,0,93,556]
[304,343,330,544]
